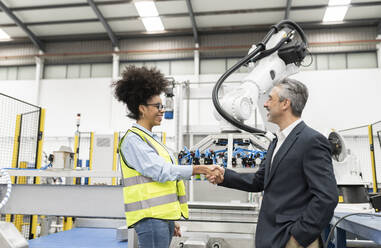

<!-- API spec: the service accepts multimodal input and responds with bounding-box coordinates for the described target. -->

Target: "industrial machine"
[328,131,367,203]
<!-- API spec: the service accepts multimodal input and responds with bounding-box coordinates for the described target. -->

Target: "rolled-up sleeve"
[121,133,193,182]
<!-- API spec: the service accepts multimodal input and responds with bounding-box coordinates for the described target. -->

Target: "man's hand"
[173,222,181,237]
[205,165,225,184]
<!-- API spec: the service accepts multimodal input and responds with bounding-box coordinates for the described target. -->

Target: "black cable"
[212,19,308,134]
[324,212,381,248]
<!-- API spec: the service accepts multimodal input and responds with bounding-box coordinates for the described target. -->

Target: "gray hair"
[275,78,308,117]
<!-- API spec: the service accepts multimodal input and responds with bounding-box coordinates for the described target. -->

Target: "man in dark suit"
[209,78,338,248]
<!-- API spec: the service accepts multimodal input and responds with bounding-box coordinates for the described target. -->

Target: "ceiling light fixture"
[141,17,164,32]
[328,0,351,6]
[134,0,165,32]
[134,1,159,17]
[323,0,351,22]
[0,28,11,40]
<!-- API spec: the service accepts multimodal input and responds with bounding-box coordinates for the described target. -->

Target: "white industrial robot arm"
[212,20,308,138]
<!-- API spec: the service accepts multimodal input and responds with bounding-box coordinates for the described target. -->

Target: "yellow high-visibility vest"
[119,127,189,227]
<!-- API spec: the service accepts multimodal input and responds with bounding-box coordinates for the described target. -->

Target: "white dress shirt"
[271,118,302,164]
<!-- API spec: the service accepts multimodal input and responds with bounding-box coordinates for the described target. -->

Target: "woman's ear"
[138,104,145,119]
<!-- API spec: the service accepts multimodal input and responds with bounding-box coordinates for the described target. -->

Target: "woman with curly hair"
[113,66,220,248]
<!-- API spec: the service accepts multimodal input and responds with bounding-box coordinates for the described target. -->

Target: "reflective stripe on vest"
[123,175,154,187]
[124,193,188,212]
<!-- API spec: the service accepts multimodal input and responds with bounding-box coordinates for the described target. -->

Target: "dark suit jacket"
[219,121,338,248]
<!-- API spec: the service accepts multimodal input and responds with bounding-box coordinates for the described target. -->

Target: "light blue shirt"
[120,123,193,183]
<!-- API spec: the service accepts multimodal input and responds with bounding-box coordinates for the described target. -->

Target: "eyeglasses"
[145,103,166,111]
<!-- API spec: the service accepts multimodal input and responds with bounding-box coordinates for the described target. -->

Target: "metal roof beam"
[0,0,181,11]
[0,0,379,12]
[185,0,199,44]
[0,1,44,52]
[87,0,119,48]
[285,0,292,19]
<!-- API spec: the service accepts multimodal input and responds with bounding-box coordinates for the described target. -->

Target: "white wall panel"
[0,80,36,104]
[39,78,113,137]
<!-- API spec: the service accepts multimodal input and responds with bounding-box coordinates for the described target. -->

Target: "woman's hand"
[174,222,181,237]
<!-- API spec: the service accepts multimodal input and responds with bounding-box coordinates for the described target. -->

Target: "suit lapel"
[264,121,306,189]
[264,138,277,186]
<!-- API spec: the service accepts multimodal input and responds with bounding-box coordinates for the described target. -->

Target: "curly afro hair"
[112,65,168,120]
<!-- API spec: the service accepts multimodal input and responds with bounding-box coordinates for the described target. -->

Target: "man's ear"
[282,99,291,110]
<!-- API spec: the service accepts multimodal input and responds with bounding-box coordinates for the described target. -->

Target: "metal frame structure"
[285,0,292,19]
[0,1,45,51]
[185,0,199,45]
[0,1,380,43]
[87,0,119,48]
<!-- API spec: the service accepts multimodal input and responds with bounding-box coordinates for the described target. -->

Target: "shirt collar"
[276,119,302,141]
[132,123,157,138]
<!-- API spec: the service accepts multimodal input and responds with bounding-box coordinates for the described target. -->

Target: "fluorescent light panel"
[135,1,159,17]
[328,0,351,6]
[141,17,164,32]
[134,1,165,32]
[323,0,350,22]
[0,29,10,40]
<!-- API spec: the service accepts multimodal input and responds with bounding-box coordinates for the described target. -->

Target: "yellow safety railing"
[65,132,79,231]
[369,125,378,193]
[31,108,45,239]
[14,161,27,233]
[72,133,79,185]
[11,114,21,184]
[6,114,21,223]
[88,132,94,185]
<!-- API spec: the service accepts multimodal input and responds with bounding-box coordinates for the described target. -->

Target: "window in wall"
[200,59,226,74]
[17,66,35,80]
[44,65,67,79]
[7,67,18,80]
[170,60,194,75]
[328,54,346,70]
[44,63,113,79]
[316,54,329,70]
[347,52,377,69]
[0,67,7,80]
[91,63,112,78]
[79,64,91,78]
[67,65,80,78]
[0,66,36,80]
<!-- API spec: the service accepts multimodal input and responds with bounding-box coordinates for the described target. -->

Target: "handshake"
[193,165,225,184]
